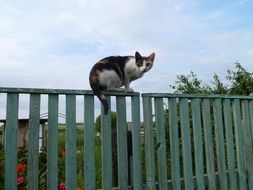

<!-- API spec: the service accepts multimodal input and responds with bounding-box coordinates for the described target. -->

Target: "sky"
[1,0,253,93]
[1,0,253,121]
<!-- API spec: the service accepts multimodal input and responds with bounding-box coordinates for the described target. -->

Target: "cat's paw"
[125,88,134,93]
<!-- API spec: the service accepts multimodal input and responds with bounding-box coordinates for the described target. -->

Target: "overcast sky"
[1,0,253,94]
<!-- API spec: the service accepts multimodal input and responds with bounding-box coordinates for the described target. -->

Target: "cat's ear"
[148,52,155,62]
[135,51,142,62]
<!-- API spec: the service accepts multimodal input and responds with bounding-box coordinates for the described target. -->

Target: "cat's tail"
[92,88,109,115]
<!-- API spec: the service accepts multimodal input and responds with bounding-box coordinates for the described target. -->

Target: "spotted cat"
[89,51,155,114]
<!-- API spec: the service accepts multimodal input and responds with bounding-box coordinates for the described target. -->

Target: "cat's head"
[135,51,155,73]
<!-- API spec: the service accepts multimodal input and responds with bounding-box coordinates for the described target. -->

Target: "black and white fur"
[89,51,155,114]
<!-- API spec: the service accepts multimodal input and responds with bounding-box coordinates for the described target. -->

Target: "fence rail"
[0,87,253,190]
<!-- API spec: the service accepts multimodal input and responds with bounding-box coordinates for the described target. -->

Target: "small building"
[0,118,47,148]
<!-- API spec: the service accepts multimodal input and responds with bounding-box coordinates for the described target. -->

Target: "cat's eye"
[146,63,151,67]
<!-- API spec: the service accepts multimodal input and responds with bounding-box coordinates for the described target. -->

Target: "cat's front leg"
[124,80,134,92]
[125,88,134,92]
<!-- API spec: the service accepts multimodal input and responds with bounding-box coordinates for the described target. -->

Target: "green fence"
[0,87,253,189]
[143,93,253,190]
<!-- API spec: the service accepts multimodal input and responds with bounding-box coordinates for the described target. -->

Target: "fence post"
[28,94,41,190]
[116,96,128,189]
[213,99,228,190]
[84,95,95,190]
[101,97,112,190]
[223,99,237,190]
[66,95,77,190]
[202,99,216,190]
[143,96,156,190]
[168,98,181,190]
[47,94,59,190]
[192,98,205,189]
[154,97,168,190]
[241,100,253,189]
[179,98,193,190]
[5,93,19,190]
[232,99,247,189]
[131,95,142,189]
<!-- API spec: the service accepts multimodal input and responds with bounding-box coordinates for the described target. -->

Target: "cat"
[89,51,155,115]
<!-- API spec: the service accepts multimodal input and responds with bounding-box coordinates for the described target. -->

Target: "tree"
[169,71,211,94]
[95,112,117,134]
[170,62,253,95]
[226,62,253,95]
